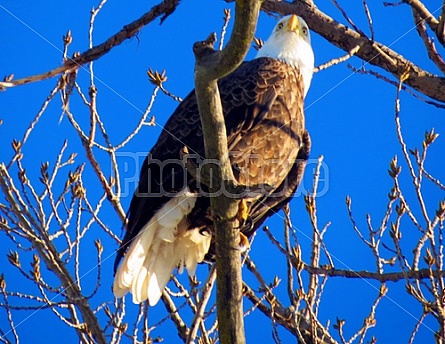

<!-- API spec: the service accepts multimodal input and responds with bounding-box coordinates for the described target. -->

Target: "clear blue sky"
[1,0,444,342]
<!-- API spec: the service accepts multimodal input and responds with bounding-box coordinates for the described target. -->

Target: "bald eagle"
[113,15,314,305]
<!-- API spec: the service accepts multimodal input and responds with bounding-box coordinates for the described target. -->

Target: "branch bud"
[18,169,28,184]
[387,187,398,201]
[333,317,345,330]
[304,193,315,216]
[408,148,418,157]
[295,289,305,300]
[424,128,439,147]
[40,162,50,183]
[379,284,388,297]
[68,170,80,185]
[11,139,21,153]
[405,282,414,296]
[223,8,231,19]
[0,215,8,228]
[388,156,401,178]
[271,276,281,288]
[365,314,376,326]
[7,250,20,268]
[423,248,435,267]
[71,184,85,198]
[104,306,112,319]
[118,323,128,333]
[292,245,304,272]
[0,273,5,290]
[94,239,103,257]
[395,201,405,216]
[436,200,445,220]
[390,223,401,240]
[423,302,433,314]
[63,30,73,45]
[386,257,396,266]
[147,69,167,87]
[67,152,77,164]
[30,254,41,280]
[3,74,14,82]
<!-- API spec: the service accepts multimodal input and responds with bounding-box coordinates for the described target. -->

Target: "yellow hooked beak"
[287,15,300,34]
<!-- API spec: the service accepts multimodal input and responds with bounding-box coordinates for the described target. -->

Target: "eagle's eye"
[302,27,308,35]
[277,22,284,31]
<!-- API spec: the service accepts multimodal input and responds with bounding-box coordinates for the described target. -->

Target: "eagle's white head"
[256,15,314,97]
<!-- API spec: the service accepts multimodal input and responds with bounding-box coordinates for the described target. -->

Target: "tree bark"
[192,1,263,343]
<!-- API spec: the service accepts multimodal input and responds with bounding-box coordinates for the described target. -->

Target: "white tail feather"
[113,188,212,305]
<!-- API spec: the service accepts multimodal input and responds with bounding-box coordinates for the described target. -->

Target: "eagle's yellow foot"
[236,232,250,252]
[237,199,249,224]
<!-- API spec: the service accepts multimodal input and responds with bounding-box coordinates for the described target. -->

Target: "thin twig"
[413,11,445,74]
[187,266,217,343]
[314,44,361,73]
[362,0,374,42]
[219,9,231,50]
[160,292,189,341]
[0,0,180,89]
[6,84,59,169]
[331,0,367,36]
[348,64,445,109]
[0,283,20,343]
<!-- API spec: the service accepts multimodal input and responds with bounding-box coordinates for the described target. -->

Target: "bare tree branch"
[413,11,445,74]
[314,44,361,73]
[0,164,106,344]
[0,0,180,89]
[402,0,440,34]
[260,0,445,103]
[305,265,445,283]
[192,1,263,342]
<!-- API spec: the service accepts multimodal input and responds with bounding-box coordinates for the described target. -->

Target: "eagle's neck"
[255,35,314,98]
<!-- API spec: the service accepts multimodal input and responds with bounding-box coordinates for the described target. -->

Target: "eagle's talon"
[236,232,250,252]
[237,199,249,225]
[244,217,254,231]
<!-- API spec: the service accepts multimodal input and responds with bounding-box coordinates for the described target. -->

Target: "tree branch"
[242,283,337,344]
[187,266,217,343]
[0,164,106,344]
[260,0,445,103]
[0,0,179,89]
[402,0,439,32]
[192,1,263,343]
[305,265,445,283]
[412,10,445,74]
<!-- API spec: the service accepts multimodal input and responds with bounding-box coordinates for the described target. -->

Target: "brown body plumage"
[115,57,309,271]
[114,14,314,305]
